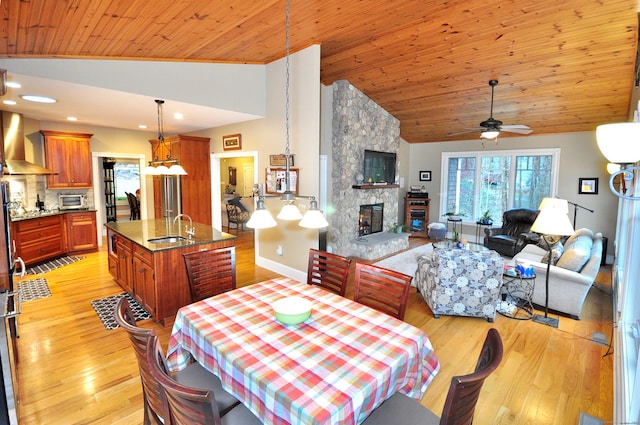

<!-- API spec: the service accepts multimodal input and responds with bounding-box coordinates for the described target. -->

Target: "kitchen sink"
[148,236,187,244]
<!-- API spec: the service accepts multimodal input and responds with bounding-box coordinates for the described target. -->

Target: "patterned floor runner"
[90,293,152,330]
[25,256,85,275]
[17,278,52,302]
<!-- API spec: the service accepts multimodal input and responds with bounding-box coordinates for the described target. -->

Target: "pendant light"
[143,99,187,175]
[246,0,328,230]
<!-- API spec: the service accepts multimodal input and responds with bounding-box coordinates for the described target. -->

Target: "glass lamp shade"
[155,164,170,174]
[596,123,640,164]
[143,165,159,175]
[277,203,303,220]
[299,209,329,228]
[167,163,187,175]
[247,208,277,229]
[481,130,500,139]
[606,163,621,174]
[531,198,574,236]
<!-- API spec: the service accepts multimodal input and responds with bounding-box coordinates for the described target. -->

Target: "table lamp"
[530,197,574,328]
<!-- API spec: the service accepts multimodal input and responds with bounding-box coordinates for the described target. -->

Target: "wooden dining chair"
[362,328,504,425]
[353,262,412,320]
[114,298,239,424]
[125,192,140,220]
[145,335,262,425]
[306,249,352,296]
[183,247,236,302]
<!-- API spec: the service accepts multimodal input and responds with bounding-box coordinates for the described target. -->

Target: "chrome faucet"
[174,214,195,239]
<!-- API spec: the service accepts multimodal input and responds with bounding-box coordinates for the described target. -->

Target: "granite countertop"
[105,219,236,251]
[10,209,97,222]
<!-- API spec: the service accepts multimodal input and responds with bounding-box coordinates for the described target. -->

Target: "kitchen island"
[105,219,236,325]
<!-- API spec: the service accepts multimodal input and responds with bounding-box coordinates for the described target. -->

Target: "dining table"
[165,277,440,425]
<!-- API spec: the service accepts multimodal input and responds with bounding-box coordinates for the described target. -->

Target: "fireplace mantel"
[352,184,399,189]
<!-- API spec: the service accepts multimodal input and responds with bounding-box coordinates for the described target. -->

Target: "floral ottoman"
[415,247,504,322]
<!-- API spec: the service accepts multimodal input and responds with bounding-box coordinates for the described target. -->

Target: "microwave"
[59,194,88,210]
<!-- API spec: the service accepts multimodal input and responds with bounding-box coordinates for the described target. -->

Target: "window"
[114,161,140,201]
[441,148,560,223]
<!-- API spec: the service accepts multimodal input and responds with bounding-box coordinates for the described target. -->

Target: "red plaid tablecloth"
[166,278,440,425]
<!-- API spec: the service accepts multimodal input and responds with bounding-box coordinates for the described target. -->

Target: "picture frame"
[269,154,294,167]
[266,167,299,194]
[578,177,598,195]
[419,170,431,181]
[222,134,242,151]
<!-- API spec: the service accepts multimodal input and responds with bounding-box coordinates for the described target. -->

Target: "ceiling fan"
[450,80,532,140]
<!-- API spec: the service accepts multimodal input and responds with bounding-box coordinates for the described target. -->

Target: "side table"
[475,221,492,244]
[497,266,535,320]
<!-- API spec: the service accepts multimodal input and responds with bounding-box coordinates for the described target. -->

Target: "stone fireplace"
[329,80,408,260]
[359,203,383,236]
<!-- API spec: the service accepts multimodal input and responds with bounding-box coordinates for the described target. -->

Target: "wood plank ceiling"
[0,0,637,143]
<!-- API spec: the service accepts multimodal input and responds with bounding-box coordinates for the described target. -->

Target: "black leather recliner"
[483,208,540,257]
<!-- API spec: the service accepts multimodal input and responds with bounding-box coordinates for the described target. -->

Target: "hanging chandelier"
[246,0,327,230]
[143,99,187,176]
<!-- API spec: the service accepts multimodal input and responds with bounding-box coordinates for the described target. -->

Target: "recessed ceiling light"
[67,116,77,121]
[138,124,147,129]
[174,113,183,120]
[6,81,21,89]
[21,94,56,104]
[2,100,16,105]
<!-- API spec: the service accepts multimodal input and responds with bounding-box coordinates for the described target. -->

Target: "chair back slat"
[183,247,236,302]
[440,328,504,425]
[353,263,412,320]
[307,249,351,296]
[145,335,223,425]
[114,297,169,424]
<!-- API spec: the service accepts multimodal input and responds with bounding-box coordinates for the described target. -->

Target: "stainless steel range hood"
[0,111,55,175]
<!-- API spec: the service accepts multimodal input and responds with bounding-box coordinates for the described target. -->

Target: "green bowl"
[273,296,312,325]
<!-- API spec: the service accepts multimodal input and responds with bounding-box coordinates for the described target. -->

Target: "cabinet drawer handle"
[138,269,145,273]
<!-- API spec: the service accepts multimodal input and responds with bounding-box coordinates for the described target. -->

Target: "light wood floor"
[14,231,613,424]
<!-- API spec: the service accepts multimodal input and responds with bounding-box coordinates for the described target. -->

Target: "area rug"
[25,256,85,275]
[372,243,434,277]
[17,278,52,302]
[90,293,152,330]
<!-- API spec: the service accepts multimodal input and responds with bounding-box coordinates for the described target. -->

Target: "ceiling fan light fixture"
[481,130,499,139]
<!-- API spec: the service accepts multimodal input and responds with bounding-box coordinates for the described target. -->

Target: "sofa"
[511,228,603,319]
[484,208,540,257]
[415,247,504,322]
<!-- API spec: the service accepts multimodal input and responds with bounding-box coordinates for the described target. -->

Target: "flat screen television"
[363,150,396,184]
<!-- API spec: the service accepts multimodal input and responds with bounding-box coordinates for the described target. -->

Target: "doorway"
[211,151,257,231]
[91,152,147,245]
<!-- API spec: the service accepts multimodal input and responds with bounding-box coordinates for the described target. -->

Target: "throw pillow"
[542,241,564,265]
[563,228,594,251]
[556,234,593,272]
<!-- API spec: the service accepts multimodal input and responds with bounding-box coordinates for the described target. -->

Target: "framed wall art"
[269,154,295,167]
[266,167,299,194]
[578,177,598,195]
[419,170,432,181]
[222,134,242,151]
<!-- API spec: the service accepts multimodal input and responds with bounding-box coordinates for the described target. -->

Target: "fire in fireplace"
[359,203,383,236]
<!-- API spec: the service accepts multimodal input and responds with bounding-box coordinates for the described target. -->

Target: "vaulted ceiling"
[1,0,637,143]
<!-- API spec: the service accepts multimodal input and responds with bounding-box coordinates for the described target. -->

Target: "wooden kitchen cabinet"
[132,245,156,317]
[65,211,98,253]
[150,135,212,224]
[115,237,133,295]
[13,215,64,266]
[41,130,93,189]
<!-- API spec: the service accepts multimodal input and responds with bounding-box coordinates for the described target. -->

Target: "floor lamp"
[530,198,575,328]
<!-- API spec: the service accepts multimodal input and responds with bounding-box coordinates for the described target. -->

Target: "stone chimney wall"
[330,80,402,258]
